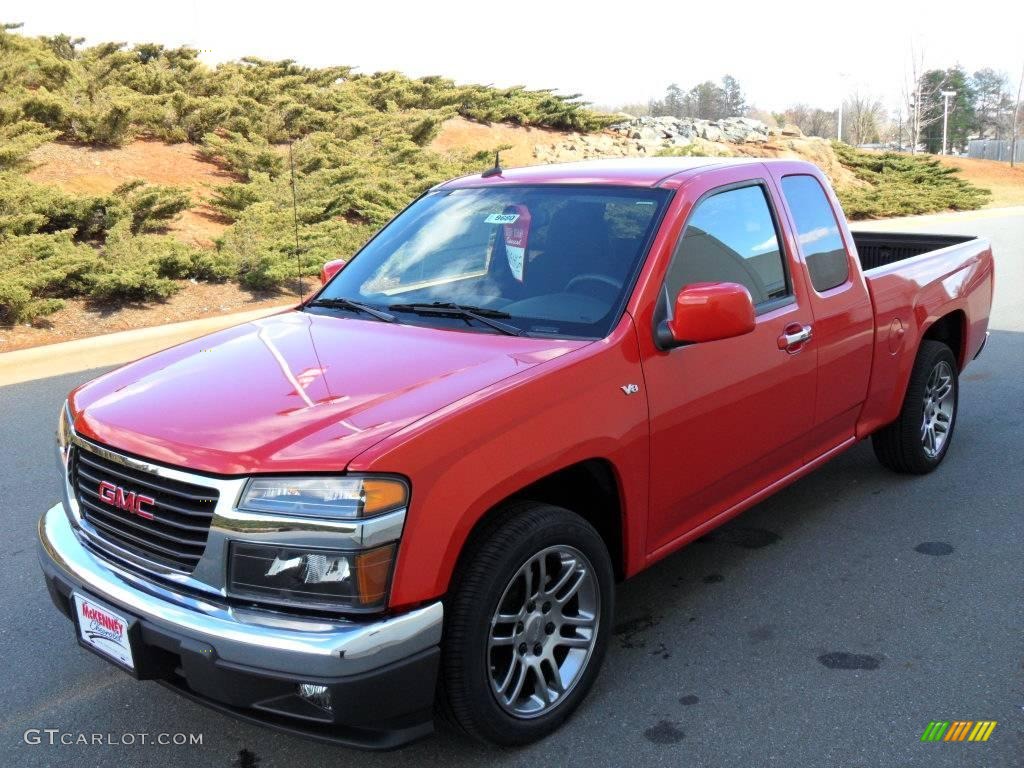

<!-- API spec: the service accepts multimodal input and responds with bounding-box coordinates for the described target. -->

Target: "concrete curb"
[0,305,291,387]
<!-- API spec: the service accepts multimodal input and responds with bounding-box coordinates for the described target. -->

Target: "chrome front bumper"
[38,502,443,678]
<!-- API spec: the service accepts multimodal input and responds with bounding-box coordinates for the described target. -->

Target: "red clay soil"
[26,139,236,247]
[936,156,1024,208]
[429,117,566,167]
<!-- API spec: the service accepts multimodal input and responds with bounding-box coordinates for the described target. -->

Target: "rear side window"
[666,184,789,307]
[781,175,849,292]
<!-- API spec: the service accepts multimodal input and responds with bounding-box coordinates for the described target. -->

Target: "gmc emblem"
[97,480,155,520]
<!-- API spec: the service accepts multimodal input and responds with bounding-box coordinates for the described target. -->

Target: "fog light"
[298,683,332,711]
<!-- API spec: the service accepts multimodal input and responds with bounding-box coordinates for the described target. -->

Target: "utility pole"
[1012,61,1023,168]
[941,90,956,155]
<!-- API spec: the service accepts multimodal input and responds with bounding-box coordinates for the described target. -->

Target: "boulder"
[701,124,724,142]
[638,126,661,142]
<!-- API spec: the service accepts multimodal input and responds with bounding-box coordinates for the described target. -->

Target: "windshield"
[311,185,670,338]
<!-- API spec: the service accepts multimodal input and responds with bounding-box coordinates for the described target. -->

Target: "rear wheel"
[872,340,958,474]
[440,501,614,746]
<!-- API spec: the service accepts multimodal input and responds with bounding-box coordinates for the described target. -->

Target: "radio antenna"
[481,150,503,178]
[289,140,303,299]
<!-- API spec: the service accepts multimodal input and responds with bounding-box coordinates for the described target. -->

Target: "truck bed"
[853,230,994,439]
[850,231,975,271]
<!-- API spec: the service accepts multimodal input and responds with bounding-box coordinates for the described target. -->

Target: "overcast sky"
[6,1,1023,113]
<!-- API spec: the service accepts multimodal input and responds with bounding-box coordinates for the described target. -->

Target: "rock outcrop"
[533,115,790,162]
[611,115,774,151]
[527,115,862,189]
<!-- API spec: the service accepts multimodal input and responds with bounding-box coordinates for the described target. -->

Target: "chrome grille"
[70,445,219,571]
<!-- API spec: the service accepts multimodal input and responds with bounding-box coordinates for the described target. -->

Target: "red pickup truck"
[39,157,993,748]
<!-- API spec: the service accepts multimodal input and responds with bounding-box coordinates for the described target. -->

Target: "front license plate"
[73,593,135,671]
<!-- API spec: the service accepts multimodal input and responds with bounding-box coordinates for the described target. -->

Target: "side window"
[666,184,789,307]
[780,175,849,293]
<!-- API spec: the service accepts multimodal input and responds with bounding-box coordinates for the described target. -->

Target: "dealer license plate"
[73,593,135,670]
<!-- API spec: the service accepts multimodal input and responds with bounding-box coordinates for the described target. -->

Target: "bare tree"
[844,91,887,145]
[972,68,1013,139]
[904,41,944,153]
[776,104,835,139]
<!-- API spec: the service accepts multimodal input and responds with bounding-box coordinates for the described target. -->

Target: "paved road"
[1,209,1021,767]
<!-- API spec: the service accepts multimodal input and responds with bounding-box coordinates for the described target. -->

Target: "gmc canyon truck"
[39,158,993,748]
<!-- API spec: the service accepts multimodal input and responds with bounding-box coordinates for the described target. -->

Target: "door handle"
[778,324,813,351]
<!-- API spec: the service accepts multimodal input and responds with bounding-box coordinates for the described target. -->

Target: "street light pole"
[941,90,956,155]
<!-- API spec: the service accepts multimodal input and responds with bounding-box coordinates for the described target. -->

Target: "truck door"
[771,171,873,461]
[642,171,818,556]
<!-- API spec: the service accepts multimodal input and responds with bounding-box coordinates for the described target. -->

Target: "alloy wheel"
[921,360,955,458]
[486,545,600,718]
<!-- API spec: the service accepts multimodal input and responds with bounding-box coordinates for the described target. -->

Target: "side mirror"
[320,258,347,285]
[655,282,756,349]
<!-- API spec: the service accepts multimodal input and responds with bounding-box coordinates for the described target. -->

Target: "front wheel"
[872,340,959,474]
[440,501,614,746]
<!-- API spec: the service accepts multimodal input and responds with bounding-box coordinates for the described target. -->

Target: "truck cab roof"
[438,156,812,190]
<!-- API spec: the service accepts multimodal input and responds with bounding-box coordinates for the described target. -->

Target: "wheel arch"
[922,309,967,369]
[453,458,628,586]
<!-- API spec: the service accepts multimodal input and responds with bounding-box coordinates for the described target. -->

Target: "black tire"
[440,501,614,746]
[872,340,959,474]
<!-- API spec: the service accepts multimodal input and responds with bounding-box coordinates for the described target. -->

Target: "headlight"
[238,476,408,519]
[57,400,73,468]
[228,542,396,611]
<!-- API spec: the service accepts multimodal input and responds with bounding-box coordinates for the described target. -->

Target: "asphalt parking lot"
[1,208,1020,767]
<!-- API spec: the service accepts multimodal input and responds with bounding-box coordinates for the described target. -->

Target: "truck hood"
[71,311,588,475]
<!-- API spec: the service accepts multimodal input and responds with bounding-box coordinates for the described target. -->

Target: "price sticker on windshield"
[500,205,531,282]
[485,212,520,224]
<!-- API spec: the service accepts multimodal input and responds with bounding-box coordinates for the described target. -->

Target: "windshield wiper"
[306,297,396,323]
[388,301,526,336]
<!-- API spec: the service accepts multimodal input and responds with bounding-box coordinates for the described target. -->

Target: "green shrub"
[18,89,69,128]
[84,222,182,302]
[0,175,118,240]
[207,180,265,221]
[199,132,284,179]
[833,143,990,219]
[0,25,621,312]
[112,180,191,233]
[655,144,710,158]
[0,172,188,240]
[0,230,92,322]
[0,212,204,322]
[155,241,236,282]
[1,26,613,149]
[67,93,136,146]
[0,120,58,169]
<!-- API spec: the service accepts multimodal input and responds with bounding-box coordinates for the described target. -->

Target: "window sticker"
[502,205,531,282]
[485,212,520,224]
